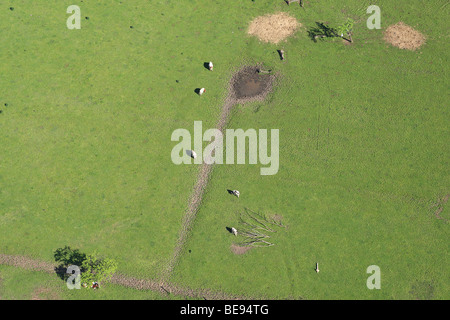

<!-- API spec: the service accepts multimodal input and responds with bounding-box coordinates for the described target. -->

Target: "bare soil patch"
[228,65,275,104]
[409,280,435,300]
[269,214,284,223]
[247,12,301,44]
[431,193,449,222]
[384,22,426,51]
[230,244,252,255]
[0,254,55,273]
[31,287,60,300]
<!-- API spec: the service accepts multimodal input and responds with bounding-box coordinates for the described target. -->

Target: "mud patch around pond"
[227,65,275,104]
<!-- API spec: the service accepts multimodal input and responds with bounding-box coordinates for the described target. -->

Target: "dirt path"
[161,66,275,282]
[0,253,248,299]
[0,254,56,273]
[160,98,235,282]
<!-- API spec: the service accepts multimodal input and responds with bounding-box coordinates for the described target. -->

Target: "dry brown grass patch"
[384,22,426,51]
[31,287,61,300]
[230,244,252,255]
[247,12,301,44]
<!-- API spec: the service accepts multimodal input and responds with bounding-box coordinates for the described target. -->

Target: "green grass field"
[0,0,448,300]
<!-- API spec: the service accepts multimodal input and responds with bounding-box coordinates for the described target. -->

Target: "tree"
[336,18,354,43]
[53,246,118,288]
[80,253,118,286]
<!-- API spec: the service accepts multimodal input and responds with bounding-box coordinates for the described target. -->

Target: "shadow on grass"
[307,22,338,42]
[53,246,86,281]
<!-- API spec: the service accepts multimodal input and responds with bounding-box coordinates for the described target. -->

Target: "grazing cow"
[315,262,320,273]
[208,62,213,71]
[231,227,238,236]
[227,189,240,198]
[199,88,206,95]
[187,150,197,159]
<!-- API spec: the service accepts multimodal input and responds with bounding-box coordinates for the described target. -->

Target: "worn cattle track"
[0,254,249,300]
[161,66,275,283]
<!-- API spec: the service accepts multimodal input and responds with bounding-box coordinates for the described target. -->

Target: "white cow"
[186,150,197,159]
[208,62,213,71]
[199,88,206,95]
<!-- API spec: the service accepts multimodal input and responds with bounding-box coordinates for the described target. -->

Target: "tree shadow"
[307,22,338,42]
[53,246,87,281]
[54,265,67,281]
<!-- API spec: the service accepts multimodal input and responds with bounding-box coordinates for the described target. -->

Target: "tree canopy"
[54,246,118,288]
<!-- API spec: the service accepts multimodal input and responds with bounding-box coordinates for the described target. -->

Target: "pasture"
[0,0,448,300]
